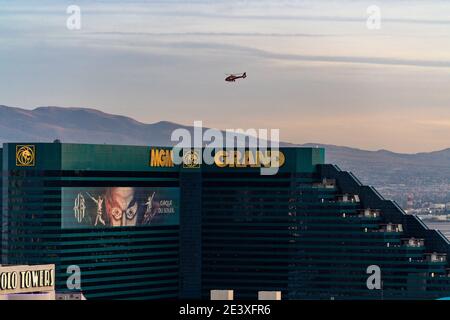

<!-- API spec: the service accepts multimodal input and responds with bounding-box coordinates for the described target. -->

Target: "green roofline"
[2,142,325,173]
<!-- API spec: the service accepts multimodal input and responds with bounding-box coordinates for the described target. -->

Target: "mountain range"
[1,105,449,206]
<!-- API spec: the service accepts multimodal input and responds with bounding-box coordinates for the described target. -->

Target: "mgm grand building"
[2,142,450,300]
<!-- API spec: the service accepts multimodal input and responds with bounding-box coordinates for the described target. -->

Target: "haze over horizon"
[2,104,450,155]
[1,0,450,153]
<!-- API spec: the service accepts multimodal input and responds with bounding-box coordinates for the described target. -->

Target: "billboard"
[62,187,179,228]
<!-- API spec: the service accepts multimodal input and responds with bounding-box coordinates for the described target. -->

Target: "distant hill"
[301,143,450,182]
[0,105,190,146]
[1,105,449,205]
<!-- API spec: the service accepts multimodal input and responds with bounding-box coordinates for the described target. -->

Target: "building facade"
[2,142,450,300]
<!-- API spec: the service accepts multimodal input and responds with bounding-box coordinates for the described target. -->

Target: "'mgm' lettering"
[150,149,174,167]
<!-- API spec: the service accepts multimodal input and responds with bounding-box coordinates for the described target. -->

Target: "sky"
[1,0,450,153]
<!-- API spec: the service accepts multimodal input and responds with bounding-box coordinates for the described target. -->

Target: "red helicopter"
[225,72,247,82]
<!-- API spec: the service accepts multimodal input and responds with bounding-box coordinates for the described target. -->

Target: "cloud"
[151,11,450,26]
[161,41,450,69]
[59,36,450,70]
[89,31,336,38]
[417,120,450,128]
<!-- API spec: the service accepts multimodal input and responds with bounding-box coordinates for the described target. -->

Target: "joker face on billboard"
[62,187,179,228]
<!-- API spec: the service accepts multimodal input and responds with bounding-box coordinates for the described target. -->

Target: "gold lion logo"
[16,145,35,167]
[183,150,200,169]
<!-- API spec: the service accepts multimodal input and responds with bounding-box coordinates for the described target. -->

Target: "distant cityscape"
[349,169,450,237]
[378,183,450,216]
[322,145,450,223]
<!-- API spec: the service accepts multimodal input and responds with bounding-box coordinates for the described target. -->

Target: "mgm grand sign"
[150,148,285,169]
[0,265,55,295]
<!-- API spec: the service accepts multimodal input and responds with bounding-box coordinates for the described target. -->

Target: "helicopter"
[225,72,247,82]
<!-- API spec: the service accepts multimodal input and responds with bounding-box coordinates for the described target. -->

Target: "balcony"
[337,194,360,203]
[425,252,447,263]
[378,223,403,233]
[358,208,381,218]
[402,237,425,248]
[312,178,336,189]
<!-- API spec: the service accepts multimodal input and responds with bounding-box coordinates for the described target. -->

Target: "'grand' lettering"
[214,150,285,168]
